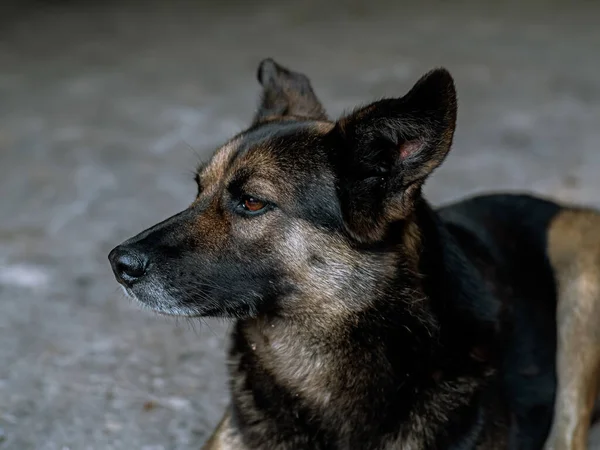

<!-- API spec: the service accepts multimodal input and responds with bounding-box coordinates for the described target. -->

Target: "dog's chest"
[235,319,340,407]
[228,325,505,450]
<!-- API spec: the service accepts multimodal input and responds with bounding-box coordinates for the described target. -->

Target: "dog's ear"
[253,58,327,123]
[332,68,457,243]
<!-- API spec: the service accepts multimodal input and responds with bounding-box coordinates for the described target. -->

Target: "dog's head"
[109,59,457,319]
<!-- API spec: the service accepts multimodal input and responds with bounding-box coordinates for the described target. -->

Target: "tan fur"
[545,208,600,450]
[276,220,395,316]
[202,410,247,450]
[199,137,242,192]
[235,218,400,410]
[192,140,284,252]
[311,121,335,133]
[240,316,340,410]
[213,369,487,450]
[402,219,423,265]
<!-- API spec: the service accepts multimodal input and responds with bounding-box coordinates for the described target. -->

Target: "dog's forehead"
[199,120,334,184]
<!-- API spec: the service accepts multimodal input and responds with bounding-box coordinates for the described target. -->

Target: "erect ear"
[332,68,458,243]
[253,58,328,123]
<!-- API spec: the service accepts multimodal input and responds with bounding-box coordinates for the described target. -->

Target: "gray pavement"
[1,1,600,448]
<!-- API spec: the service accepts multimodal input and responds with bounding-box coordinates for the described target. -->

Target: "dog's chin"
[120,280,264,319]
[122,283,206,318]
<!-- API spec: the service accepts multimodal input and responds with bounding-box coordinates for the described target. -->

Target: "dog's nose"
[108,245,149,286]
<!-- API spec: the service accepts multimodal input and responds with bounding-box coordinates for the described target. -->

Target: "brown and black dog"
[108,59,600,449]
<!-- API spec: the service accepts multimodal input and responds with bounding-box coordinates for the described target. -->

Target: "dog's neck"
[229,199,504,448]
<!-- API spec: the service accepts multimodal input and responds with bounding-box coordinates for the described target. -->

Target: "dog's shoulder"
[434,192,561,310]
[436,193,561,251]
[436,193,565,447]
[434,193,564,281]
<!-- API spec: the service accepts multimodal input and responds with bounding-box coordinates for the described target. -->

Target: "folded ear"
[333,68,458,242]
[253,58,328,123]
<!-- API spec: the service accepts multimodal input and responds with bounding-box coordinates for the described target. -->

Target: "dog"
[108,59,600,449]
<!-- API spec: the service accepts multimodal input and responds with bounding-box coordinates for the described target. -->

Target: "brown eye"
[242,196,266,212]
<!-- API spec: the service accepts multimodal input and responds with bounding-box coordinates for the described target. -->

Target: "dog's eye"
[242,196,266,213]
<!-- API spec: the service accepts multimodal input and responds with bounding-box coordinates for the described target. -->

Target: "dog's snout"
[108,245,149,286]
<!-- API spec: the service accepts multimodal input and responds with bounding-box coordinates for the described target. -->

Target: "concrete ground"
[1,0,600,448]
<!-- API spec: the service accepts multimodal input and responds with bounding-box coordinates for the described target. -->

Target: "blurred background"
[1,0,600,448]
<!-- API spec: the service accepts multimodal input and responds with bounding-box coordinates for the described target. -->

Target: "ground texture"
[1,0,600,448]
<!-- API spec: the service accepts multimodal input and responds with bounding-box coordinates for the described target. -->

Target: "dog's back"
[439,194,600,448]
[438,194,560,446]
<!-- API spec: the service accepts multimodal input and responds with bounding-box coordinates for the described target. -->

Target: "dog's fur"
[109,60,600,449]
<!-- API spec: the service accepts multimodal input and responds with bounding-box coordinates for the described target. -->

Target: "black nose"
[108,245,149,286]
